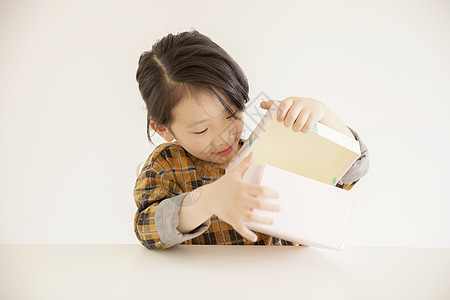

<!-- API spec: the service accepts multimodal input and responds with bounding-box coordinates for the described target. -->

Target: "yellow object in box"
[226,102,361,186]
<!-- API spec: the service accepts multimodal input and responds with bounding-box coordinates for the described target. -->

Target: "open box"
[225,102,361,250]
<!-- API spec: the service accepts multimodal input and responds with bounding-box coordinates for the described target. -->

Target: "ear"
[149,120,175,142]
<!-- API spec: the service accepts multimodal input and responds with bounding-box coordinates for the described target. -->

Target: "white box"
[241,164,356,250]
[225,102,360,250]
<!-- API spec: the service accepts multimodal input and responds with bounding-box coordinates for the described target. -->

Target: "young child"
[133,29,369,251]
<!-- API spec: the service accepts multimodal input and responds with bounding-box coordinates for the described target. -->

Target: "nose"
[211,122,238,151]
[212,133,234,152]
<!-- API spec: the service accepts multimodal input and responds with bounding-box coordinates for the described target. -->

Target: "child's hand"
[260,97,328,134]
[203,152,281,242]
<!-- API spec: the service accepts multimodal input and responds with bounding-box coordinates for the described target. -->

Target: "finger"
[245,183,279,198]
[300,116,317,134]
[277,99,293,123]
[242,209,275,226]
[234,220,258,242]
[243,196,282,213]
[260,100,280,110]
[292,109,310,133]
[235,151,255,176]
[283,104,303,128]
[260,101,271,109]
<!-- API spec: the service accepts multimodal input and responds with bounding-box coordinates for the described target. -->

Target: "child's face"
[152,88,244,169]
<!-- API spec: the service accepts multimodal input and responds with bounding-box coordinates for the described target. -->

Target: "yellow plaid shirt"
[133,126,369,250]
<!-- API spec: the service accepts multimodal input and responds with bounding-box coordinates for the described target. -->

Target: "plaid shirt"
[133,126,369,250]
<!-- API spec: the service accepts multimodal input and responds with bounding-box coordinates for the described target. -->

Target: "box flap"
[226,102,361,186]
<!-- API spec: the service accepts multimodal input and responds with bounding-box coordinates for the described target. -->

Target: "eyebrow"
[187,118,210,128]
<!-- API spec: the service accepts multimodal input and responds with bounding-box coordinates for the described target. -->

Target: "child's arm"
[179,152,282,243]
[316,106,369,190]
[319,105,355,138]
[133,161,211,251]
[176,187,211,234]
[335,126,369,191]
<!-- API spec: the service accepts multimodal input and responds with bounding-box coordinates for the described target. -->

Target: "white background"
[1,0,449,247]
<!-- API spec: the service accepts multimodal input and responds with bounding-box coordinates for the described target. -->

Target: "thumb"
[260,100,280,110]
[260,101,271,109]
[236,151,255,176]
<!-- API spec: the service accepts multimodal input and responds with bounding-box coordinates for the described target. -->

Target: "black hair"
[135,28,250,146]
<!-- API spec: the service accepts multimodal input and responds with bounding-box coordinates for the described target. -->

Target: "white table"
[1,244,449,300]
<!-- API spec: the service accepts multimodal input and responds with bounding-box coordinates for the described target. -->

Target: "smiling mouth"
[214,144,233,154]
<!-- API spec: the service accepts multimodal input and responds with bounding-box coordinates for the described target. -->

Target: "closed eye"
[194,129,207,135]
[193,109,238,135]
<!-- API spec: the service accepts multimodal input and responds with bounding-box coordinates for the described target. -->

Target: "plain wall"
[1,0,449,247]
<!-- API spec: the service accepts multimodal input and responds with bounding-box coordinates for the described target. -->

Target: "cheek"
[191,138,212,157]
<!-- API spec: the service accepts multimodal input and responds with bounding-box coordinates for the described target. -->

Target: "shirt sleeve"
[133,160,211,251]
[335,126,369,191]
